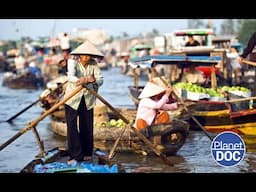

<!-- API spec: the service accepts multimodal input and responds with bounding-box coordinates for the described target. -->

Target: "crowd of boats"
[1,28,256,173]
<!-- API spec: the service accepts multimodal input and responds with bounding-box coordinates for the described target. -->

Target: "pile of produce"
[94,119,134,128]
[173,82,251,101]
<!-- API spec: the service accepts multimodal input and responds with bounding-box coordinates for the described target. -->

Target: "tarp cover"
[33,161,118,173]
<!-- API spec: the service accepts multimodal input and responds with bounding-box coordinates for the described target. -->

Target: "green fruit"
[109,119,117,127]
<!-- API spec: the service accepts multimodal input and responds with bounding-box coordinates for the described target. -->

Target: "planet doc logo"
[211,131,246,167]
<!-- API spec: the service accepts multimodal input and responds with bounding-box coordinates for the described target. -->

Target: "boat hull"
[2,73,44,89]
[20,147,123,173]
[51,119,189,156]
[128,85,144,108]
[179,101,256,150]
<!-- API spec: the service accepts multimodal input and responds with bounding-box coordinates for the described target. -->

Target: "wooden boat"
[41,96,189,156]
[178,100,256,150]
[50,113,190,156]
[127,85,144,108]
[2,72,44,89]
[128,55,222,108]
[20,147,124,173]
[39,75,189,157]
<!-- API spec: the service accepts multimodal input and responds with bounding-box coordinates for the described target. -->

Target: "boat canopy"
[174,28,214,36]
[129,55,222,68]
[131,43,153,50]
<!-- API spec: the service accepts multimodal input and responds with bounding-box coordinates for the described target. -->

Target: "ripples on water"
[0,67,256,173]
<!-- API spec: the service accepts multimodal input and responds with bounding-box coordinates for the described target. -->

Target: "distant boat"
[2,72,44,89]
[98,61,109,70]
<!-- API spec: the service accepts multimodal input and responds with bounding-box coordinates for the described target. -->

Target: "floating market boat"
[178,99,256,151]
[39,77,190,157]
[2,71,44,89]
[128,54,222,108]
[50,114,190,156]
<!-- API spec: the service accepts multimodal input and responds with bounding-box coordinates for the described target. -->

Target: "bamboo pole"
[242,59,256,67]
[151,67,213,141]
[82,84,174,166]
[0,85,83,151]
[227,96,256,103]
[6,81,67,123]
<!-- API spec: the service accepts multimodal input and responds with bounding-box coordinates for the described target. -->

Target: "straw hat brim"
[71,40,104,58]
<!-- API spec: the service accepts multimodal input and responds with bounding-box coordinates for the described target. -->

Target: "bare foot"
[67,159,77,165]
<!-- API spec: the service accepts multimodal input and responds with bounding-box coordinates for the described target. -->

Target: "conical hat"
[70,40,104,58]
[151,76,168,88]
[138,82,165,99]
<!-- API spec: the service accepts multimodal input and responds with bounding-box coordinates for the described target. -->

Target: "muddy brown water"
[0,68,256,173]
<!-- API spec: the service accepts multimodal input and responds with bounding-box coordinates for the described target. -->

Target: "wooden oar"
[151,67,213,141]
[0,85,83,152]
[228,96,256,103]
[242,59,256,67]
[82,84,174,166]
[5,80,68,123]
[6,99,41,123]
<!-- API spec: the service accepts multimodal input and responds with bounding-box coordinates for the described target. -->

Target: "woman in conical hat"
[135,81,178,132]
[64,40,104,164]
[70,40,104,58]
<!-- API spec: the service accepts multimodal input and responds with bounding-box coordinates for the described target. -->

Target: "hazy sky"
[0,19,224,40]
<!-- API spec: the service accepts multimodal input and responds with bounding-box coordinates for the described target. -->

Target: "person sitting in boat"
[27,61,44,88]
[119,52,130,74]
[14,51,26,74]
[134,81,178,136]
[181,64,206,85]
[57,57,67,75]
[185,35,201,47]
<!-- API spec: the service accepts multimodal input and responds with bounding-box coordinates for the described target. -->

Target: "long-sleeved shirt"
[226,51,241,69]
[241,32,256,58]
[64,58,103,110]
[135,94,178,127]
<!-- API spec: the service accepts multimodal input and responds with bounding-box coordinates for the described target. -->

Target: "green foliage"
[237,20,256,46]
[220,19,236,35]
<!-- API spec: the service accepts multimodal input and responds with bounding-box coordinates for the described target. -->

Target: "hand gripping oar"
[82,84,174,166]
[0,85,83,152]
[5,81,68,123]
[151,67,213,141]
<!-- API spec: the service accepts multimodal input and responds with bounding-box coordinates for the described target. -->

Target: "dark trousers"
[64,96,94,160]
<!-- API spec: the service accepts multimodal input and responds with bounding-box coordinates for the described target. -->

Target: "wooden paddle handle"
[0,85,83,152]
[151,67,213,141]
[228,96,256,103]
[82,84,174,166]
[242,59,256,67]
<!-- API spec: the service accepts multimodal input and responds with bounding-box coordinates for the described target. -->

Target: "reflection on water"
[0,68,256,173]
[113,131,256,173]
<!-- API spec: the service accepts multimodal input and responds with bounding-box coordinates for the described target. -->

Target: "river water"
[0,67,256,173]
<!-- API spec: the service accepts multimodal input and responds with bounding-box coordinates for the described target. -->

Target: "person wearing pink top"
[134,82,178,133]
